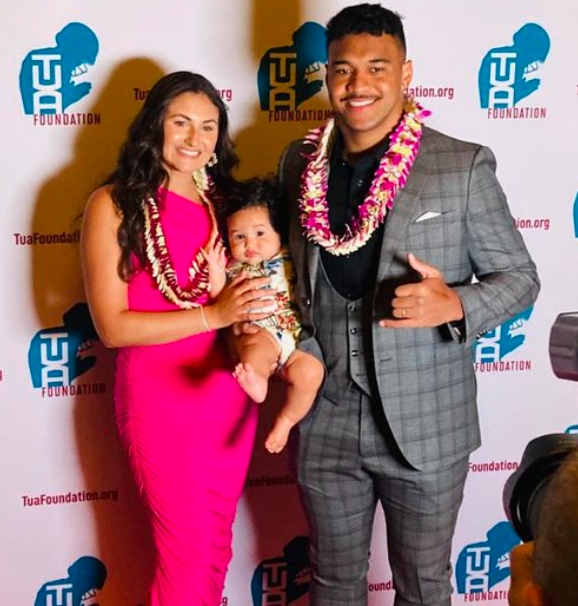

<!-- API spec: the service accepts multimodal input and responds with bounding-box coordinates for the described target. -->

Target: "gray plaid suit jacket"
[279,125,540,471]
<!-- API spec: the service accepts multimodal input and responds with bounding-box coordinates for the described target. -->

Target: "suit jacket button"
[301,297,311,307]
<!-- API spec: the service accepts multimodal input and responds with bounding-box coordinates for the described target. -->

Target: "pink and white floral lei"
[299,97,430,255]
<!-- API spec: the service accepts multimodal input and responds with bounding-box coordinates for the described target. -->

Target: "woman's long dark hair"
[105,71,239,279]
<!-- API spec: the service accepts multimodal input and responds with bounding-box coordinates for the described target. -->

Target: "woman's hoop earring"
[206,153,218,168]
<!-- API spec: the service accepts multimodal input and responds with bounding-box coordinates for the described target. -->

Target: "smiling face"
[326,33,413,154]
[227,205,281,266]
[161,91,219,182]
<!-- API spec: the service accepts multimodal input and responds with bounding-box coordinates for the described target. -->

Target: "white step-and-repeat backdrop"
[2,0,577,604]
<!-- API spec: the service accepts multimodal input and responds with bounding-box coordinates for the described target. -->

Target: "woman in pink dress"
[81,71,272,606]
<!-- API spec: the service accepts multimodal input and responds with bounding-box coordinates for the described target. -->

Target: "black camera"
[503,312,578,542]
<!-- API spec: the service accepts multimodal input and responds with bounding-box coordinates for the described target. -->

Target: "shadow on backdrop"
[29,57,166,605]
[239,1,328,594]
[234,0,329,180]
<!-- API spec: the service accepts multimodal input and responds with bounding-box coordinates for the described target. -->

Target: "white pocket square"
[415,211,443,223]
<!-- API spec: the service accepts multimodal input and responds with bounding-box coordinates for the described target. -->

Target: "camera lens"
[503,434,578,542]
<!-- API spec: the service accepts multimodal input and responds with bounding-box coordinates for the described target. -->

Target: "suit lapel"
[292,228,320,296]
[288,189,320,296]
[306,239,320,290]
[377,131,433,281]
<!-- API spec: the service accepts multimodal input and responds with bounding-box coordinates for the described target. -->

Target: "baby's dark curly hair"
[221,175,287,246]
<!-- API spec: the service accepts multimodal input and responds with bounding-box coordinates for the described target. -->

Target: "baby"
[205,177,324,453]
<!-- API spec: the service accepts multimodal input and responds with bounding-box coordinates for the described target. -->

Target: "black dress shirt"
[321,131,391,300]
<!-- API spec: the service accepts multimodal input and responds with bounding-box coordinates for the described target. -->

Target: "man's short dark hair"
[534,445,578,606]
[326,3,406,55]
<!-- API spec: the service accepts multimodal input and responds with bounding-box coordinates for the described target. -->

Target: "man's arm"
[453,145,540,344]
[380,145,539,345]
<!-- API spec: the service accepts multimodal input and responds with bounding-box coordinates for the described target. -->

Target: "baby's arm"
[201,236,227,298]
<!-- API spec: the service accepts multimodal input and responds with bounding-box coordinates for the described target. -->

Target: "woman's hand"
[206,271,276,329]
[200,234,228,297]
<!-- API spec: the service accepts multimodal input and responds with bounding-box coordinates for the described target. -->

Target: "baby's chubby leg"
[233,328,280,403]
[265,350,324,454]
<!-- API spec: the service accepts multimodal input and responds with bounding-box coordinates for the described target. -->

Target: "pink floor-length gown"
[114,189,258,606]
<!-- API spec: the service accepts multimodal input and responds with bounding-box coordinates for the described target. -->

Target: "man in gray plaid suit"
[278,4,540,605]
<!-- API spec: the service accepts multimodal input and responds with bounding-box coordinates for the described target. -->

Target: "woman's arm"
[81,187,271,348]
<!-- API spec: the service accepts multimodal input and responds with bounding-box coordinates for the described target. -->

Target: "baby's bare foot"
[233,362,268,403]
[265,414,295,454]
